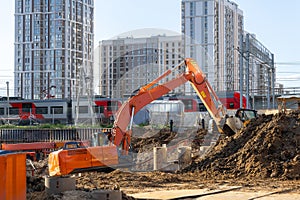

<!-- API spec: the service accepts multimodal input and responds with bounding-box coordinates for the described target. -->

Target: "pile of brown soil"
[131,128,177,153]
[131,127,209,152]
[185,110,300,179]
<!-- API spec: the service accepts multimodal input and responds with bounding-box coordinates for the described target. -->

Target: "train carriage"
[72,97,122,125]
[0,98,71,125]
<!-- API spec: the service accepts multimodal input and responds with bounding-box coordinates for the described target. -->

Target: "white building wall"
[96,35,183,98]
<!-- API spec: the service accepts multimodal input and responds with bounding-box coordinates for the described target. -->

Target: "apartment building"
[96,35,184,98]
[14,0,94,99]
[181,0,275,108]
[181,0,243,92]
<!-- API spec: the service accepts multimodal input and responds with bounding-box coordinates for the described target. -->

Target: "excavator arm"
[112,58,228,153]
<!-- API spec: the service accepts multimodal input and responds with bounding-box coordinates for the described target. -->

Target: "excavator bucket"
[222,108,258,136]
[223,117,244,136]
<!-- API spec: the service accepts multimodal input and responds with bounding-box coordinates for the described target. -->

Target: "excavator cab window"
[236,109,257,122]
[63,142,82,149]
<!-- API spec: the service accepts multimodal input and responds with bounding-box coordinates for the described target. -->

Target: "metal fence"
[0,128,106,144]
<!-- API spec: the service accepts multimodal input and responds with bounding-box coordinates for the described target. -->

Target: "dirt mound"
[185,110,300,179]
[131,128,177,153]
[131,127,208,153]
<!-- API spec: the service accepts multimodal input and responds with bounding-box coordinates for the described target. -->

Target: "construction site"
[20,108,299,199]
[1,59,300,200]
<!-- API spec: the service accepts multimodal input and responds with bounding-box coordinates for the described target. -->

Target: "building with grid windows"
[14,0,94,99]
[95,35,184,98]
[181,0,243,92]
[181,0,275,109]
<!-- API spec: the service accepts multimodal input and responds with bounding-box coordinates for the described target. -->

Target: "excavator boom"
[112,58,230,153]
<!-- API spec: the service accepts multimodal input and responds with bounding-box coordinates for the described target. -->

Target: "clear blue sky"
[0,0,299,96]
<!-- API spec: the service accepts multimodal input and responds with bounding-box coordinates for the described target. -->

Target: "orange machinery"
[48,58,257,176]
[1,141,90,160]
[0,152,26,200]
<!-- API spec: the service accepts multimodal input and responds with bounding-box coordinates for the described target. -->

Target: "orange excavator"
[48,58,257,176]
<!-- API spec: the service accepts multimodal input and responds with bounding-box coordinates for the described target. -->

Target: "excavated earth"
[185,110,300,179]
[26,110,300,199]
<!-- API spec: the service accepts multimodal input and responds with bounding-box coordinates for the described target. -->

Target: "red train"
[168,91,247,112]
[0,97,122,125]
[217,91,247,109]
[0,91,246,125]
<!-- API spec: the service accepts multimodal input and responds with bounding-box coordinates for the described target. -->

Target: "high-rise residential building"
[181,0,275,109]
[14,0,94,99]
[181,0,243,92]
[96,35,184,98]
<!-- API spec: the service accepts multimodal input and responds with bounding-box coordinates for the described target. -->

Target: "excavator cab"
[235,108,258,123]
[223,108,258,136]
[91,129,112,147]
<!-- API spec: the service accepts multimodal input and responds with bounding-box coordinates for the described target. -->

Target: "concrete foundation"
[178,146,192,169]
[45,176,76,194]
[153,144,167,170]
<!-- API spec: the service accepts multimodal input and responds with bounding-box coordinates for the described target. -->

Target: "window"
[22,103,32,113]
[79,106,88,114]
[94,105,104,114]
[0,108,4,115]
[36,107,48,114]
[107,101,119,111]
[50,106,63,114]
[9,108,19,115]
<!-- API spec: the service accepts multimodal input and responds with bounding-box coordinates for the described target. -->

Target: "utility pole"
[75,66,95,126]
[271,54,275,109]
[6,81,9,124]
[238,35,244,108]
[245,34,250,109]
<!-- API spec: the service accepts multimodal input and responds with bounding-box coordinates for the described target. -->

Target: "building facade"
[96,35,184,98]
[181,0,243,92]
[242,33,275,109]
[181,0,276,109]
[14,0,94,99]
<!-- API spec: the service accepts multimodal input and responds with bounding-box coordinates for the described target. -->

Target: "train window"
[79,106,88,114]
[36,107,48,114]
[108,101,119,111]
[182,99,193,110]
[199,103,207,112]
[22,103,32,112]
[50,106,63,114]
[0,108,4,115]
[94,105,104,114]
[9,107,19,115]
